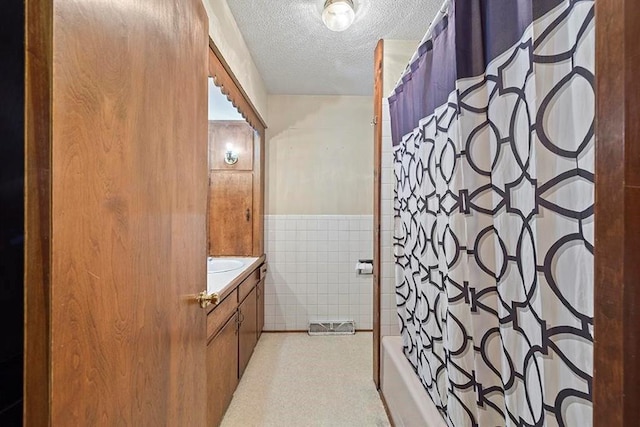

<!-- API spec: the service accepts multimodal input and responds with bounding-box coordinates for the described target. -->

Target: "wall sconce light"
[322,0,355,32]
[224,143,239,165]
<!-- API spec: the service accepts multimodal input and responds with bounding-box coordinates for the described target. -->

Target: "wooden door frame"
[24,0,52,423]
[207,39,267,257]
[372,4,640,424]
[593,0,640,425]
[372,39,384,390]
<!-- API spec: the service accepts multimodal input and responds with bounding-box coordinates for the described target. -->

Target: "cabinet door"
[207,314,239,427]
[257,278,265,339]
[209,171,253,256]
[238,287,258,378]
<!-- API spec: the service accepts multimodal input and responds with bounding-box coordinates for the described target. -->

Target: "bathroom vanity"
[205,256,267,426]
[206,38,268,426]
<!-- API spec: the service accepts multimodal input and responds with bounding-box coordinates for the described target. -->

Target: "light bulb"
[322,0,355,32]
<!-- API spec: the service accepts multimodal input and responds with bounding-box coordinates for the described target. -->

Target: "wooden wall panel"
[45,0,209,424]
[594,0,640,425]
[209,120,254,171]
[209,172,254,256]
[373,39,384,390]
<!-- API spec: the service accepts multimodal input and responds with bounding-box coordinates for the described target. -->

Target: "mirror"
[207,78,261,257]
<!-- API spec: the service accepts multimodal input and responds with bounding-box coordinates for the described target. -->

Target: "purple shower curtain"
[390,1,595,426]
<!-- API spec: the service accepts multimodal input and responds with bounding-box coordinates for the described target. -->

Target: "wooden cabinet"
[207,290,238,339]
[238,287,258,378]
[205,261,266,426]
[256,278,265,340]
[209,172,254,256]
[207,313,239,427]
[256,263,267,340]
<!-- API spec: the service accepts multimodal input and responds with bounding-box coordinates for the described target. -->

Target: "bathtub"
[381,336,447,427]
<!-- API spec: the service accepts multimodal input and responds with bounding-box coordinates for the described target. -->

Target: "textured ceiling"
[226,0,443,96]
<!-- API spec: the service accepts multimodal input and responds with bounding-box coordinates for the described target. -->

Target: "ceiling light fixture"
[322,0,355,32]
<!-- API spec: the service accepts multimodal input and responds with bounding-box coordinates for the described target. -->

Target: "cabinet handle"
[245,208,251,222]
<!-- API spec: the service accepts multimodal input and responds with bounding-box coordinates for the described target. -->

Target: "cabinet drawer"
[207,289,237,342]
[259,263,268,280]
[238,269,259,303]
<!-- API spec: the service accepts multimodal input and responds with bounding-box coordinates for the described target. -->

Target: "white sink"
[207,258,244,273]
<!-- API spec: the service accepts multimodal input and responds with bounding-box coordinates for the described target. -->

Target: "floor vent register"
[308,321,356,336]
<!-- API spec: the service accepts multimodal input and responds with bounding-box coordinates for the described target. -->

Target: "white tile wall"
[264,215,374,331]
[381,99,401,337]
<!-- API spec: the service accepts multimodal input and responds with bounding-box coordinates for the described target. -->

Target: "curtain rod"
[392,0,451,94]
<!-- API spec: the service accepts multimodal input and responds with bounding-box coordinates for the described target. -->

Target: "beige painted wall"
[383,39,419,97]
[266,95,373,215]
[203,0,269,122]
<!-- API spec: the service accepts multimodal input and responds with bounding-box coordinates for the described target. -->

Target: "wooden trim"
[24,0,52,423]
[594,1,640,425]
[208,39,266,133]
[378,390,396,427]
[372,39,384,390]
[252,128,265,256]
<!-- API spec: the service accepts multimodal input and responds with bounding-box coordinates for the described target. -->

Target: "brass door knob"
[196,291,219,308]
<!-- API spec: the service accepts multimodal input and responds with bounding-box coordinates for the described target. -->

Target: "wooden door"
[238,287,258,378]
[25,0,209,424]
[372,39,384,389]
[207,314,239,427]
[209,172,254,256]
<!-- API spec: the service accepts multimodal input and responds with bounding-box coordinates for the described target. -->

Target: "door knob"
[196,291,219,308]
[245,208,251,221]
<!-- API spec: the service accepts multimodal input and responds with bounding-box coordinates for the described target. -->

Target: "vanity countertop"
[206,255,265,306]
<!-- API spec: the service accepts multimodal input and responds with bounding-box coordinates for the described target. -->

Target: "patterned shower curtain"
[389,1,594,426]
